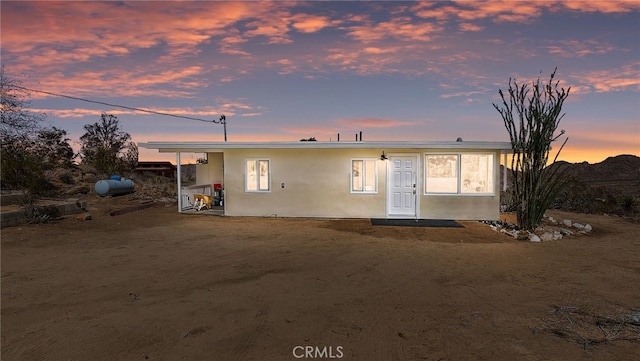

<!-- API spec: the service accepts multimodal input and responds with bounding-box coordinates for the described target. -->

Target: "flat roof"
[139,140,513,153]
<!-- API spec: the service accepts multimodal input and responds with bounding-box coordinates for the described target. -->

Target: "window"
[425,154,458,193]
[351,159,377,193]
[425,153,494,195]
[460,154,493,194]
[246,159,270,192]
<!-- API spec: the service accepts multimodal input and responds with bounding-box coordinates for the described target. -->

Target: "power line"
[14,85,225,124]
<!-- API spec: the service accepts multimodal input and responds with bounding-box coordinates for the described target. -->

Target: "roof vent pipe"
[456,137,463,142]
[360,131,363,141]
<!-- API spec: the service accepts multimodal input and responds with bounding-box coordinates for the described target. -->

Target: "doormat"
[371,218,464,228]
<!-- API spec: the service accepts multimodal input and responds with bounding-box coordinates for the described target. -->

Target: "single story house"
[139,140,513,220]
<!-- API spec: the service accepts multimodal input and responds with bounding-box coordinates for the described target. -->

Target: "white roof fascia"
[139,141,513,153]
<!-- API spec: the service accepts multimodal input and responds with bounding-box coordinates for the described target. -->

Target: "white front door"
[387,156,418,218]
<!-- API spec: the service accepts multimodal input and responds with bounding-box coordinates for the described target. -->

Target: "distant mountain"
[555,154,640,198]
[502,154,640,216]
[556,154,640,182]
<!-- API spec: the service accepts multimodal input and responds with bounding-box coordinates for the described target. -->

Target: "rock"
[547,216,557,225]
[529,233,541,242]
[553,231,563,240]
[583,224,592,232]
[561,219,572,227]
[65,185,91,195]
[539,232,554,241]
[500,228,517,237]
[76,213,92,221]
[572,223,585,230]
[623,311,640,323]
[560,228,574,236]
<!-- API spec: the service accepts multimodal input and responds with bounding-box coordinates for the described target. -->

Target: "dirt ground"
[2,195,639,361]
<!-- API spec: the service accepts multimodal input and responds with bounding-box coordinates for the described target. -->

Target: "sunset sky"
[2,1,639,164]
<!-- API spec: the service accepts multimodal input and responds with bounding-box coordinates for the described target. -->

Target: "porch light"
[380,151,388,160]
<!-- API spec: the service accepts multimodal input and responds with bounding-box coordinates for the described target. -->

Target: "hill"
[502,154,640,217]
[556,154,640,196]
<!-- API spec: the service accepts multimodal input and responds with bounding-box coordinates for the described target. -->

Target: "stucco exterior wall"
[218,147,502,220]
[420,196,498,220]
[223,148,388,218]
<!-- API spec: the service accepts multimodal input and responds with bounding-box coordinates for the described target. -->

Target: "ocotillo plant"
[494,68,571,231]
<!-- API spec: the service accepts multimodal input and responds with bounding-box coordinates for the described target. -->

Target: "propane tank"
[94,177,135,196]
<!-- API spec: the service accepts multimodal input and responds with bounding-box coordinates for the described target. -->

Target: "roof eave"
[139,141,514,153]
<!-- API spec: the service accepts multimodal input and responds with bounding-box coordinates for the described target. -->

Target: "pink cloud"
[458,23,484,32]
[412,1,640,24]
[345,17,439,43]
[559,1,640,13]
[31,98,264,120]
[546,39,618,58]
[290,13,337,33]
[411,1,544,23]
[573,64,640,93]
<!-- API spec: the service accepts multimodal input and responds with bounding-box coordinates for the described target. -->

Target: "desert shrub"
[621,196,636,213]
[24,204,60,224]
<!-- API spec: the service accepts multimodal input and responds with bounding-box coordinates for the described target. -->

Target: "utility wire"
[14,85,225,124]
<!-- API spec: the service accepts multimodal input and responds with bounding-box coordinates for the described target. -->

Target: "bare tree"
[494,69,571,231]
[0,66,45,142]
[1,67,50,202]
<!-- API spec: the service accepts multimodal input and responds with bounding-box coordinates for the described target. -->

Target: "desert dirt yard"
[1,195,639,361]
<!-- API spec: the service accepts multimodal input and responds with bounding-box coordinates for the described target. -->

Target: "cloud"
[1,1,297,67]
[573,63,640,93]
[545,39,618,58]
[219,31,251,56]
[440,90,486,99]
[32,98,264,119]
[27,66,209,99]
[290,13,336,33]
[559,1,640,13]
[458,23,484,32]
[344,16,439,43]
[411,1,545,23]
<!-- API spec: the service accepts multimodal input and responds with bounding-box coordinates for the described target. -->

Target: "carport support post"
[177,152,182,213]
[503,152,507,192]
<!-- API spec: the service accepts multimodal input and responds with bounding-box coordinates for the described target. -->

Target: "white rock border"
[482,214,593,242]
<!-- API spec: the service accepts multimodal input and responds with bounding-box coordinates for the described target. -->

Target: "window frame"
[350,158,378,194]
[423,152,495,196]
[245,158,271,192]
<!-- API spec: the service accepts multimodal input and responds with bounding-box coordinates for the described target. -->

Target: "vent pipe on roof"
[337,133,340,142]
[360,131,363,141]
